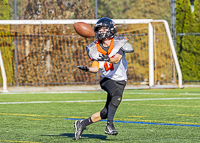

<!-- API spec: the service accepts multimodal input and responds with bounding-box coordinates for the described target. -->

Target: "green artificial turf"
[0,88,200,143]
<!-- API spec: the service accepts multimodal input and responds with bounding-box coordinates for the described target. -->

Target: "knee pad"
[110,95,122,108]
[109,88,123,108]
[100,107,108,119]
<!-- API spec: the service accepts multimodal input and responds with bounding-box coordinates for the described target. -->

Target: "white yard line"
[0,91,88,94]
[126,92,165,94]
[1,97,200,105]
[122,97,200,101]
[1,91,200,95]
[179,93,200,95]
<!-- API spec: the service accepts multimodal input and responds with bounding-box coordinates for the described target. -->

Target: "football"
[74,22,95,38]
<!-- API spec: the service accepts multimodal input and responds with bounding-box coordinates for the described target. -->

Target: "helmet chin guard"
[94,17,117,40]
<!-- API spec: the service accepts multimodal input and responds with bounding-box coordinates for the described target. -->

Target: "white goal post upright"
[0,19,183,89]
[0,49,8,92]
[148,22,154,87]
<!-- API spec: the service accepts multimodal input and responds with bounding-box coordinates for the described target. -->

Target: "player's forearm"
[109,54,122,64]
[88,66,99,73]
[109,57,120,64]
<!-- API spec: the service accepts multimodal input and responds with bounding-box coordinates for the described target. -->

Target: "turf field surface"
[0,88,200,143]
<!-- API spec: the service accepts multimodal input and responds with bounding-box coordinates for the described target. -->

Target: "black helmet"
[94,17,117,40]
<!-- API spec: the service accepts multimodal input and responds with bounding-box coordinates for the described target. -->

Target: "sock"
[81,117,93,128]
[107,105,117,125]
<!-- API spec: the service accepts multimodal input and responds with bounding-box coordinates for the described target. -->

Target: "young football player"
[75,17,134,140]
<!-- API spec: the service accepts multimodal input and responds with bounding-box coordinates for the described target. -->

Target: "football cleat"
[74,120,86,140]
[105,123,118,135]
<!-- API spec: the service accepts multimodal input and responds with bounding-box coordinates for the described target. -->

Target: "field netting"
[0,23,177,87]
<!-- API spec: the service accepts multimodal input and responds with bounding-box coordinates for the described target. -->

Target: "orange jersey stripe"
[96,38,115,55]
[96,41,107,55]
[107,38,115,55]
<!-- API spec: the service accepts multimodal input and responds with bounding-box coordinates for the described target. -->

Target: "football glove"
[97,54,110,62]
[77,65,89,72]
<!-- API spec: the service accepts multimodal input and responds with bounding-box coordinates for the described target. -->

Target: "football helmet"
[94,17,117,40]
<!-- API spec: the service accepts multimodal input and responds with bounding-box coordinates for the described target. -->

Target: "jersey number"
[104,62,114,71]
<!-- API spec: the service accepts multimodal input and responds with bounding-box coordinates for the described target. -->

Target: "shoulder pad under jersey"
[114,36,134,53]
[122,43,134,53]
[113,36,128,50]
[86,41,99,61]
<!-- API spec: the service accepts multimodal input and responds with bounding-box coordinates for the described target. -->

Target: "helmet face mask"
[94,17,117,41]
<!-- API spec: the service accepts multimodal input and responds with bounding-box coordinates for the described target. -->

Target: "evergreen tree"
[0,0,10,19]
[0,0,14,85]
[176,0,186,59]
[193,0,200,79]
[180,0,196,80]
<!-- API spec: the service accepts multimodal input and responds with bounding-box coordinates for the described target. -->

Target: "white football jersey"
[86,37,130,81]
[98,54,128,81]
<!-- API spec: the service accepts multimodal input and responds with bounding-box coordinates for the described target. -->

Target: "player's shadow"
[41,133,107,140]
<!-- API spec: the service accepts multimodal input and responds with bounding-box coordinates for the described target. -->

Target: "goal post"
[0,49,8,92]
[0,19,183,91]
[150,20,183,88]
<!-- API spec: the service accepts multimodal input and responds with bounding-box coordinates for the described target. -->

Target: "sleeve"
[86,46,94,61]
[92,61,99,68]
[117,48,125,55]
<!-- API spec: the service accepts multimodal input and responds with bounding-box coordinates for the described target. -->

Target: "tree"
[0,0,14,85]
[72,0,94,19]
[176,0,187,59]
[0,0,10,19]
[21,0,94,20]
[179,0,196,80]
[8,0,23,19]
[193,0,200,79]
[89,0,171,23]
